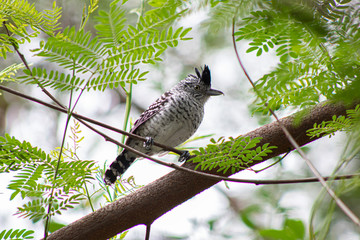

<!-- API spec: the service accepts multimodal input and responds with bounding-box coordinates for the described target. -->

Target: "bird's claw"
[178,151,190,162]
[143,137,154,150]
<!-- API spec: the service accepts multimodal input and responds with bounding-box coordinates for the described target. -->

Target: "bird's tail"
[104,150,135,185]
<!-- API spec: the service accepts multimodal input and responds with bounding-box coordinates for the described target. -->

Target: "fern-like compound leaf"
[0,0,61,58]
[191,136,277,174]
[0,229,34,240]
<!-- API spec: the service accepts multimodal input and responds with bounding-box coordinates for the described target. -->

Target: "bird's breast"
[126,96,204,157]
[143,97,203,144]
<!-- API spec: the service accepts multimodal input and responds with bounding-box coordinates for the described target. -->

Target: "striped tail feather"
[104,151,135,185]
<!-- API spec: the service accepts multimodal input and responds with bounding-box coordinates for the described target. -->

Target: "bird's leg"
[178,150,190,162]
[143,137,154,150]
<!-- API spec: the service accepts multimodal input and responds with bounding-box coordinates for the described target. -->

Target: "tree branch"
[47,101,351,240]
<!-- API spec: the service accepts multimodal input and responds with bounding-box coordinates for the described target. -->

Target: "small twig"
[3,22,65,108]
[84,181,95,212]
[253,152,290,173]
[245,174,358,185]
[145,224,151,240]
[231,18,360,226]
[44,113,72,239]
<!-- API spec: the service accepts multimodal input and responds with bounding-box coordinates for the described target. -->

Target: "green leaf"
[19,68,85,92]
[284,219,305,239]
[256,48,262,56]
[180,27,192,38]
[0,229,34,239]
[95,5,127,47]
[0,0,61,57]
[191,136,275,174]
[0,134,49,173]
[0,64,24,83]
[34,26,106,75]
[246,46,258,53]
[239,205,261,230]
[259,229,289,240]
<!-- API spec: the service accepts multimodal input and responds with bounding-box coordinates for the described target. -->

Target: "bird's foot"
[178,151,190,162]
[143,137,154,150]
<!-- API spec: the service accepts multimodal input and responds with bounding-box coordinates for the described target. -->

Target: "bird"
[104,65,223,185]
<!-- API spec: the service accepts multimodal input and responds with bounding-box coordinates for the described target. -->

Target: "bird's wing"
[130,91,172,133]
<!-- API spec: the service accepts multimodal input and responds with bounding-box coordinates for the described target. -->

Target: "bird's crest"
[195,65,211,86]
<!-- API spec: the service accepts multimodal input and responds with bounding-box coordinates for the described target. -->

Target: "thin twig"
[3,22,65,108]
[145,224,151,240]
[253,152,290,173]
[246,174,359,185]
[231,18,360,226]
[44,112,72,239]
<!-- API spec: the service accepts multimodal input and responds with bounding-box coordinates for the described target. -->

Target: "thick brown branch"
[47,101,350,240]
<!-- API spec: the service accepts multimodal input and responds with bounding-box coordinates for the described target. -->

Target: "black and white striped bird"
[104,65,223,185]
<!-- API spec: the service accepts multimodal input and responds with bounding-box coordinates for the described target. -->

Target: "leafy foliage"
[307,104,360,138]
[0,64,24,83]
[15,191,84,220]
[0,133,50,172]
[0,229,34,240]
[234,0,359,113]
[1,132,96,222]
[95,4,127,47]
[204,0,266,32]
[0,0,61,58]
[191,136,276,174]
[259,218,305,240]
[17,1,192,92]
[310,171,360,239]
[97,166,143,203]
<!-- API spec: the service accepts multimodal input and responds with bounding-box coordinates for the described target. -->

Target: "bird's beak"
[206,88,224,96]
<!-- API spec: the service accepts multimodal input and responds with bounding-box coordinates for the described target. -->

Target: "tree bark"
[47,101,349,240]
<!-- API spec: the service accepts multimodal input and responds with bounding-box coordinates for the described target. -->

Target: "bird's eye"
[194,85,200,90]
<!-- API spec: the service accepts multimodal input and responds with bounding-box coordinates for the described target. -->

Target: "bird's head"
[178,65,223,101]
